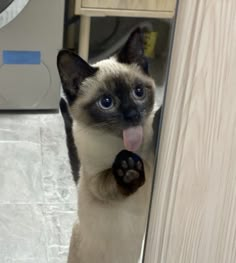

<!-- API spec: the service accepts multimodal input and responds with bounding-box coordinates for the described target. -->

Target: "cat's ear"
[117,28,148,74]
[57,50,98,104]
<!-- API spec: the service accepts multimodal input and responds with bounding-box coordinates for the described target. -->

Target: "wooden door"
[144,0,236,262]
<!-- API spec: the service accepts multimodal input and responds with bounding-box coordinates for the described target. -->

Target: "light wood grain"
[81,0,175,12]
[75,7,174,19]
[144,0,236,262]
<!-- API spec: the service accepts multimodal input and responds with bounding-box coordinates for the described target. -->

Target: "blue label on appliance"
[3,50,41,65]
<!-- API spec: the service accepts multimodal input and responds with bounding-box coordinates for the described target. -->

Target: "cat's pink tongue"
[123,126,143,152]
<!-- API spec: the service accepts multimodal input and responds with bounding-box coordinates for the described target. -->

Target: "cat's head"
[57,28,156,151]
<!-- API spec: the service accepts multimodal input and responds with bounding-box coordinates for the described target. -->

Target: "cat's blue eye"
[133,86,145,99]
[98,95,113,110]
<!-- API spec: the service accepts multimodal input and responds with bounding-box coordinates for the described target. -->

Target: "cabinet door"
[81,0,175,12]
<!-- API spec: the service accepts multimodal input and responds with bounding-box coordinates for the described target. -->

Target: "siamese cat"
[57,28,162,263]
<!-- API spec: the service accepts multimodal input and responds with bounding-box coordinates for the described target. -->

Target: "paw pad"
[112,150,145,195]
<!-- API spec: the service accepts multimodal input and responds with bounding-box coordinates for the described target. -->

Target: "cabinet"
[74,0,176,60]
[76,0,175,16]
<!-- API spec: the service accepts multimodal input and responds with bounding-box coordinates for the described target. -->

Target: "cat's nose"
[123,109,141,122]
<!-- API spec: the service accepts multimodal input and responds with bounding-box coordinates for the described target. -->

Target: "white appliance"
[0,0,64,110]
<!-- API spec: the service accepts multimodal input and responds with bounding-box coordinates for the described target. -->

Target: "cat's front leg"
[112,150,145,196]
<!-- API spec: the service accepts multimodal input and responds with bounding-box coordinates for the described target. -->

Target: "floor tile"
[40,114,66,145]
[0,141,44,203]
[0,114,40,143]
[43,204,77,261]
[41,142,77,203]
[0,204,48,263]
[0,112,77,262]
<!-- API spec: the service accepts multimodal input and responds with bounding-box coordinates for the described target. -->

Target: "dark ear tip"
[124,27,145,50]
[58,49,77,56]
[130,27,144,39]
[57,49,77,65]
[116,27,148,74]
[57,49,70,58]
[131,27,142,35]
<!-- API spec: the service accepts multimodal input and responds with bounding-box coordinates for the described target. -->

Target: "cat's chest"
[73,122,153,175]
[74,123,123,173]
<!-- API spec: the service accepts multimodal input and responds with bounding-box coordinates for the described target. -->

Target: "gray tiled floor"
[0,85,164,263]
[0,112,77,263]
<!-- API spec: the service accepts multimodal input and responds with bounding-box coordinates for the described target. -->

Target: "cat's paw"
[112,150,145,195]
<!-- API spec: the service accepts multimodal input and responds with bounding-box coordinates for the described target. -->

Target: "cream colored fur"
[67,58,156,263]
